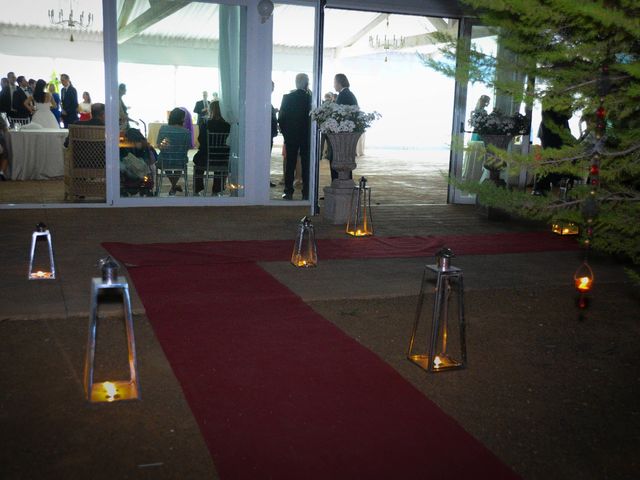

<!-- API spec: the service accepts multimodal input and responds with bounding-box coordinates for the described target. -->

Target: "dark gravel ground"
[310,283,640,480]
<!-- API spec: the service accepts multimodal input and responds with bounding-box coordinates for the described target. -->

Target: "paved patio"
[1,205,638,479]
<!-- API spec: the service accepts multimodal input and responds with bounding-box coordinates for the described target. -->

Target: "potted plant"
[310,103,380,185]
[468,109,527,181]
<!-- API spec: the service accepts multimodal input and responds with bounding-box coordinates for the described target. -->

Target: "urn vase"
[327,132,362,188]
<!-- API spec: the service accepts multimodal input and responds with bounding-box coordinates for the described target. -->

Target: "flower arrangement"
[310,103,381,134]
[469,109,527,137]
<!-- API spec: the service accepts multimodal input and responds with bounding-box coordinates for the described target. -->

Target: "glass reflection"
[117,2,244,198]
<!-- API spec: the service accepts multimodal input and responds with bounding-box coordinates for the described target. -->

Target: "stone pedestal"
[322,132,361,225]
[323,182,354,224]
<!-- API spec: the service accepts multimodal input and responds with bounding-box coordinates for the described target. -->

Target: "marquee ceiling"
[3,0,457,49]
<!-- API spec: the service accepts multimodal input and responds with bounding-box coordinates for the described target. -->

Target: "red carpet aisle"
[105,231,578,267]
[103,233,572,479]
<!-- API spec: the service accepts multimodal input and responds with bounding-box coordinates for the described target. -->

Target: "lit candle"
[575,276,592,292]
[433,356,443,368]
[102,382,118,402]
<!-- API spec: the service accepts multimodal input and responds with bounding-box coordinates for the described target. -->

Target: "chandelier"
[48,1,93,41]
[368,16,406,62]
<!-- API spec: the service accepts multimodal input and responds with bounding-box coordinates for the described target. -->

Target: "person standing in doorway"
[334,73,358,107]
[278,73,311,200]
[270,81,278,188]
[60,73,78,128]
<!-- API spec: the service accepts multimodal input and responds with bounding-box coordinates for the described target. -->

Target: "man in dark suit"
[60,73,78,128]
[328,73,359,181]
[334,73,358,107]
[278,73,312,200]
[193,91,210,126]
[12,76,33,120]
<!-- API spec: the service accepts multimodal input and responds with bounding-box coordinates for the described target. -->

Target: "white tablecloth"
[8,128,68,180]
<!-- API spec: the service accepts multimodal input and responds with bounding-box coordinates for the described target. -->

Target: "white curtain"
[219,5,242,191]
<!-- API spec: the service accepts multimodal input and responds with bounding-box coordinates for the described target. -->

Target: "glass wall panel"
[321,10,458,205]
[270,4,316,202]
[117,1,245,199]
[456,25,497,202]
[0,0,105,204]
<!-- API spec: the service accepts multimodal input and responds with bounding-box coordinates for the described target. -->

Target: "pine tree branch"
[559,74,631,93]
[601,142,640,158]
[538,141,640,165]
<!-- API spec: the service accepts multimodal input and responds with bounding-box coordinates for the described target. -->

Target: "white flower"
[310,103,381,134]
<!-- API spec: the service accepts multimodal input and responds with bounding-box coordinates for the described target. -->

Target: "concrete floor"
[1,205,638,479]
[0,145,450,205]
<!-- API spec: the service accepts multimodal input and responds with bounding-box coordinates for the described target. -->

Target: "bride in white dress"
[31,79,60,129]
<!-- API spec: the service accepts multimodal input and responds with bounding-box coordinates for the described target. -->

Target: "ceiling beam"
[117,0,137,31]
[337,13,388,49]
[425,17,450,33]
[118,1,191,44]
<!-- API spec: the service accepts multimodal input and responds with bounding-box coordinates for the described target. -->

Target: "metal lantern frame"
[84,257,140,403]
[407,248,467,373]
[346,176,373,237]
[28,223,56,280]
[291,216,318,268]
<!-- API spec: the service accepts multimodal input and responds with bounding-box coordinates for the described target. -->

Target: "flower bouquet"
[468,109,527,137]
[469,109,527,175]
[310,103,381,134]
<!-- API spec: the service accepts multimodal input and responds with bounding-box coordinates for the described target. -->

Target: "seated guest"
[156,107,191,195]
[192,100,230,195]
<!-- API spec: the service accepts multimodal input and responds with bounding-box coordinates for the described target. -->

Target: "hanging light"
[48,1,93,42]
[84,257,140,403]
[346,177,374,237]
[574,261,594,293]
[407,248,467,372]
[291,216,318,268]
[28,222,56,280]
[368,15,406,62]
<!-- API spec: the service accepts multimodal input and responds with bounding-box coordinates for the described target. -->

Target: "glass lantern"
[291,216,318,268]
[346,177,373,237]
[28,222,56,280]
[551,222,579,235]
[84,257,140,403]
[407,248,467,372]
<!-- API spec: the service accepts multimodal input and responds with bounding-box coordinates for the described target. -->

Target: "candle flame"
[576,276,592,292]
[103,382,118,402]
[433,356,443,368]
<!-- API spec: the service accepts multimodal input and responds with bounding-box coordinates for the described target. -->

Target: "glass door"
[449,20,497,204]
[450,21,532,203]
[115,1,245,202]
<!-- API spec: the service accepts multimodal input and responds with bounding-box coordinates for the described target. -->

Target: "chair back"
[207,131,230,171]
[64,124,106,199]
[8,116,31,129]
